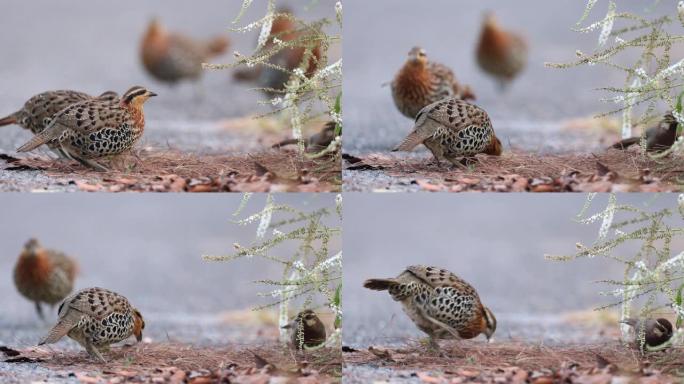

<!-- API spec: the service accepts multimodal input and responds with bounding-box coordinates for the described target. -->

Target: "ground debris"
[344,341,683,383]
[2,342,341,383]
[345,150,683,192]
[1,148,340,192]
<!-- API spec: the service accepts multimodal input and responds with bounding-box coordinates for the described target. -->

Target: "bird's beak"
[148,92,158,97]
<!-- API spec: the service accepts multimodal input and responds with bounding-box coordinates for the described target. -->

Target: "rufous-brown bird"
[233,7,322,95]
[364,265,496,352]
[621,317,674,351]
[393,97,502,167]
[13,238,78,319]
[283,309,327,349]
[39,287,145,362]
[476,12,528,89]
[17,86,157,171]
[141,18,229,84]
[272,121,337,151]
[391,46,475,119]
[612,113,679,152]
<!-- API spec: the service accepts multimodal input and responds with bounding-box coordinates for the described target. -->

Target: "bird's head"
[483,306,497,342]
[122,86,157,108]
[407,46,428,66]
[23,238,40,253]
[662,112,680,132]
[485,135,503,156]
[146,18,166,37]
[132,308,145,342]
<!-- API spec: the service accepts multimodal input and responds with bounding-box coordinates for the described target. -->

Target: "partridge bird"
[621,318,674,350]
[0,90,118,156]
[391,46,475,119]
[612,113,679,152]
[233,7,322,95]
[283,309,327,349]
[39,287,145,362]
[17,86,157,171]
[14,238,78,320]
[141,18,229,84]
[476,12,528,89]
[272,121,337,151]
[393,97,502,166]
[364,265,496,352]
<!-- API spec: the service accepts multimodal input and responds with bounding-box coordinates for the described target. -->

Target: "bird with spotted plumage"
[140,18,229,85]
[16,86,157,172]
[364,265,496,353]
[393,97,502,167]
[0,90,118,157]
[39,287,145,363]
[13,238,78,320]
[391,46,475,119]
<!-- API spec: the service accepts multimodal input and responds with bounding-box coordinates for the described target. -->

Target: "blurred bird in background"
[233,7,322,97]
[476,11,528,89]
[141,18,230,85]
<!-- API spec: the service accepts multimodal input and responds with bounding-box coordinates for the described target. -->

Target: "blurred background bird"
[13,238,78,319]
[233,7,322,97]
[476,11,528,89]
[621,317,674,351]
[391,46,475,119]
[140,18,230,85]
[282,309,327,349]
[612,113,680,153]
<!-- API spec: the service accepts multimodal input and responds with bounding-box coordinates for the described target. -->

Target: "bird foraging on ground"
[364,265,496,353]
[612,113,679,153]
[393,97,502,167]
[476,12,528,89]
[14,238,78,320]
[621,317,674,351]
[391,46,475,119]
[272,121,337,152]
[17,86,157,172]
[39,287,145,362]
[0,90,118,157]
[282,309,327,349]
[141,18,229,85]
[233,7,322,96]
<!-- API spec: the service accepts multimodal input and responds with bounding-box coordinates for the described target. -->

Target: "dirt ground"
[342,340,684,383]
[1,340,341,384]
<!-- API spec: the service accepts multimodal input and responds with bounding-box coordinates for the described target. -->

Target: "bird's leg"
[73,155,110,172]
[84,340,106,363]
[35,302,44,320]
[98,344,111,353]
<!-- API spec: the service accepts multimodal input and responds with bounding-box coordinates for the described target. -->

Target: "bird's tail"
[0,112,18,127]
[363,278,397,291]
[272,138,299,148]
[233,67,262,82]
[38,311,80,345]
[612,137,639,150]
[393,130,426,152]
[17,122,64,152]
